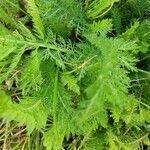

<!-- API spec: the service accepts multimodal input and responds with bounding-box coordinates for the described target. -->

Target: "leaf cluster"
[0,0,149,150]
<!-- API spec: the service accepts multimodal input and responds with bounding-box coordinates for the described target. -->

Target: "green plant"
[0,0,149,149]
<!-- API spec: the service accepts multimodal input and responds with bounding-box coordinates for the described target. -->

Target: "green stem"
[52,68,59,122]
[0,37,68,53]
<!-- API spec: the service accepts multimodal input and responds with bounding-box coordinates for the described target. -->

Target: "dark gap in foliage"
[45,117,53,131]
[71,95,80,108]
[143,145,148,150]
[63,134,83,150]
[16,11,26,18]
[136,52,150,71]
[68,28,83,43]
[107,109,115,125]
[25,20,33,29]
[23,49,33,56]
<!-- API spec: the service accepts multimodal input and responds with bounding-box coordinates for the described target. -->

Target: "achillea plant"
[0,0,149,149]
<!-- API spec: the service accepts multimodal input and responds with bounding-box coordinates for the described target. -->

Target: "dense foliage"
[0,0,149,149]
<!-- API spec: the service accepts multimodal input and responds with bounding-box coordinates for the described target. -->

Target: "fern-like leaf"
[27,0,45,39]
[19,50,43,95]
[61,72,80,95]
[87,0,119,18]
[0,90,48,133]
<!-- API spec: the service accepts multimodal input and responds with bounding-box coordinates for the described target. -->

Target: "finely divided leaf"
[61,72,80,95]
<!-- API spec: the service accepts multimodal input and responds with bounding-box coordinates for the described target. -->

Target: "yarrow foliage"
[0,0,149,149]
